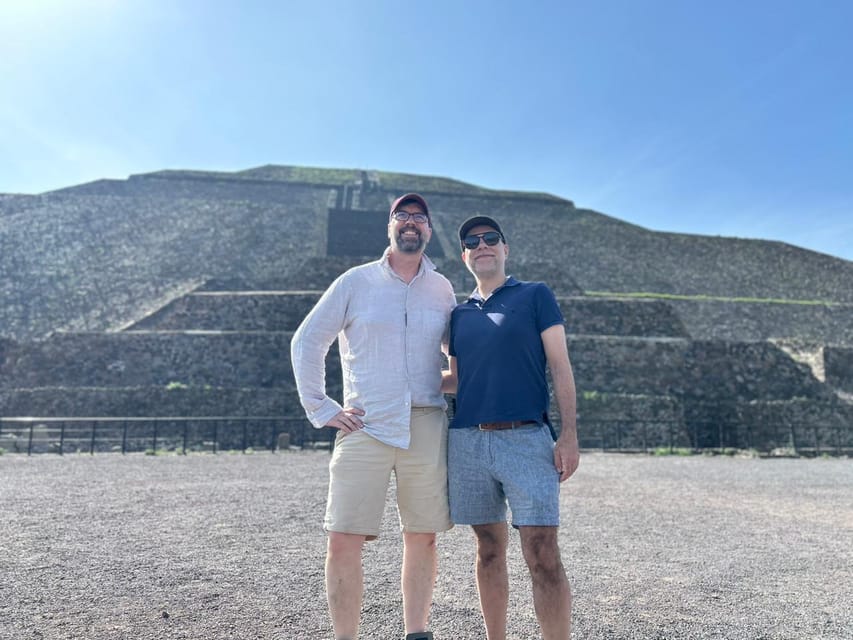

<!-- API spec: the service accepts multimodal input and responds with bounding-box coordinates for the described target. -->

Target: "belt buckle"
[478,421,513,431]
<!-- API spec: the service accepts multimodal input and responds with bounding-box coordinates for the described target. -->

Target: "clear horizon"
[2,0,851,260]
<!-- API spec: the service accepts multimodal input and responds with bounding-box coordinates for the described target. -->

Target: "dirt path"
[1,451,851,639]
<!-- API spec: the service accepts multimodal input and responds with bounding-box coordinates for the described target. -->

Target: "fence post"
[668,422,674,454]
[122,421,128,455]
[90,421,97,455]
[270,420,279,453]
[213,421,219,454]
[182,421,188,455]
[242,421,248,453]
[835,424,842,456]
[28,423,34,456]
[59,422,65,456]
[152,421,159,453]
[789,422,799,455]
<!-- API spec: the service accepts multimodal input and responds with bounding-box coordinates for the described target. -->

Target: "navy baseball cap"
[458,216,505,247]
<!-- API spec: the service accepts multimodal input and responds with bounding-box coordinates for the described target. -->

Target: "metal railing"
[574,417,852,456]
[0,416,334,456]
[1,415,849,457]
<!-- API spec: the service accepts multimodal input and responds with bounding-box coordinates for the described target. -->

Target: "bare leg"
[519,526,571,640]
[472,523,509,640]
[401,531,437,633]
[326,532,367,640]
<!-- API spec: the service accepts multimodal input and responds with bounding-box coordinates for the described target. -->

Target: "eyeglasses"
[462,231,503,250]
[391,210,429,224]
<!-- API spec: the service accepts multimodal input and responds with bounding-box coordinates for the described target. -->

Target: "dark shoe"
[405,633,433,640]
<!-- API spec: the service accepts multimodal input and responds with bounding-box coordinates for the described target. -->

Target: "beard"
[393,227,426,254]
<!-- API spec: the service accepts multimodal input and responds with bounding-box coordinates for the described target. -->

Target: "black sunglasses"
[462,231,503,250]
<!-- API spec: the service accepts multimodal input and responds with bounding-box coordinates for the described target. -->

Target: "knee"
[477,545,505,569]
[403,532,436,551]
[474,530,507,567]
[521,534,564,581]
[327,532,365,559]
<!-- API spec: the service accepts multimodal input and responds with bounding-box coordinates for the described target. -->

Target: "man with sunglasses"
[443,215,580,640]
[291,193,455,640]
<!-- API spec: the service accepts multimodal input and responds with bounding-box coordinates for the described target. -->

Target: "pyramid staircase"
[2,172,852,454]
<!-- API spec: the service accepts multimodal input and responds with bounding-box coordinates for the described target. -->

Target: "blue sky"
[2,0,851,260]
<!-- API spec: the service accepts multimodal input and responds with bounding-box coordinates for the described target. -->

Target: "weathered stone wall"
[564,298,687,337]
[1,332,826,401]
[0,183,329,341]
[1,327,849,451]
[668,298,853,344]
[825,347,853,392]
[573,392,691,450]
[3,165,853,452]
[6,331,823,410]
[130,293,321,332]
[127,291,688,338]
[0,386,302,417]
[734,399,853,451]
[0,332,304,388]
[5,166,853,344]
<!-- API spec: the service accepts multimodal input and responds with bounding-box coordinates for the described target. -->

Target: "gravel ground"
[1,451,851,640]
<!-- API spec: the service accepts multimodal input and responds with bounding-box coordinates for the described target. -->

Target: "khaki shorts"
[325,406,452,539]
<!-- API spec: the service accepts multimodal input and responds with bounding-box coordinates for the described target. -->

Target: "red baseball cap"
[390,193,430,218]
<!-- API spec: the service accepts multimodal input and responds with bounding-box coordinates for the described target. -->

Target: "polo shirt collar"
[467,275,519,303]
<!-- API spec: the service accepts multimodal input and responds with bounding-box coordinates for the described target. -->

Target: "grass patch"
[653,447,693,456]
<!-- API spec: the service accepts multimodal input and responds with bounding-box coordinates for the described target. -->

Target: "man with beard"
[291,193,455,640]
[442,216,579,640]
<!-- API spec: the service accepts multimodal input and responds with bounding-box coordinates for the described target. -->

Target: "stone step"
[0,331,338,388]
[0,386,304,417]
[129,291,688,337]
[567,335,831,401]
[823,346,853,393]
[0,331,831,405]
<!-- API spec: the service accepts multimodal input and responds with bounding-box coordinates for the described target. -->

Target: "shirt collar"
[380,247,436,278]
[467,275,519,303]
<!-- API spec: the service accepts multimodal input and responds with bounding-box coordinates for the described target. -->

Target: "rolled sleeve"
[290,252,455,447]
[290,275,349,429]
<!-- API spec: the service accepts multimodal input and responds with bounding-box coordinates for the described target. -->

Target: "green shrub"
[653,447,693,456]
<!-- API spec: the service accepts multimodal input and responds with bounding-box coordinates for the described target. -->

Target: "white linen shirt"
[290,249,456,449]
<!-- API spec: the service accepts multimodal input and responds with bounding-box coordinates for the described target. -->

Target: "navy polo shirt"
[449,277,564,428]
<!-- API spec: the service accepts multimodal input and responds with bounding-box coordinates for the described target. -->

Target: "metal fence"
[574,417,852,456]
[1,415,850,457]
[0,417,333,456]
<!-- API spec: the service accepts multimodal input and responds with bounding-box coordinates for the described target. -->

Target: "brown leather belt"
[478,420,538,431]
